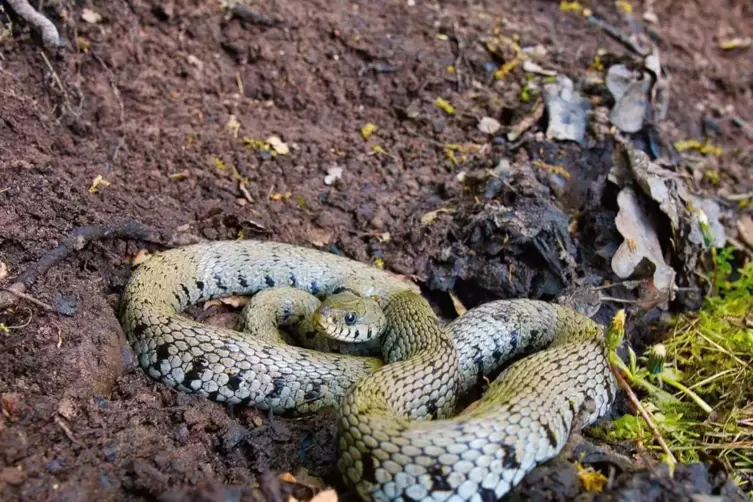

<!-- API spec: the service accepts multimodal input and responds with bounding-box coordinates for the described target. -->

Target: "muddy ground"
[1,1,752,501]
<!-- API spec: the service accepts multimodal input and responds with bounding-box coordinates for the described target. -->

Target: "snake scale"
[119,239,616,502]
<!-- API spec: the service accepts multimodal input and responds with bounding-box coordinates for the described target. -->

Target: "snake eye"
[344,312,357,326]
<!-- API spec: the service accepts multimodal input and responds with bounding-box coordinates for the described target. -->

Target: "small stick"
[39,49,64,93]
[610,361,678,464]
[2,287,54,311]
[723,191,753,202]
[0,219,201,311]
[586,14,650,56]
[54,416,84,447]
[451,23,464,91]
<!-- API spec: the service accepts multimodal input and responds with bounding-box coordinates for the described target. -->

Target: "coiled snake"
[119,240,616,502]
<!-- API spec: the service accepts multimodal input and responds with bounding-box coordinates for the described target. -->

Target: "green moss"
[599,248,753,497]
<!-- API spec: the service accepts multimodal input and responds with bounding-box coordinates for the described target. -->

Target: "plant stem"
[610,360,678,465]
[661,376,714,414]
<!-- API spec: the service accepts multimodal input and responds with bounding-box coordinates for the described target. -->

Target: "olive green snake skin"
[119,240,616,502]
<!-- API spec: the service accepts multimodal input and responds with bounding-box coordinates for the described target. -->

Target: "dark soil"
[1,1,752,501]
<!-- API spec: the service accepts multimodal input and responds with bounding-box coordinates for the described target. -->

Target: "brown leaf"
[81,8,102,24]
[307,228,333,247]
[420,207,456,226]
[219,296,249,308]
[448,290,467,316]
[279,472,297,483]
[131,249,152,265]
[737,214,753,251]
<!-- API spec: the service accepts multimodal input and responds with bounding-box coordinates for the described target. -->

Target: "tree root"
[0,219,201,312]
[5,0,62,50]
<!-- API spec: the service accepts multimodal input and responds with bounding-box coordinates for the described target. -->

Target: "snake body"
[119,239,616,501]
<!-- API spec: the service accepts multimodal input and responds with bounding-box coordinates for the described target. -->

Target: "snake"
[119,239,616,502]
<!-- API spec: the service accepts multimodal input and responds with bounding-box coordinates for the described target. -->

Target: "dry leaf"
[361,123,377,140]
[324,166,343,185]
[307,228,333,247]
[266,136,289,155]
[719,37,752,50]
[507,101,544,141]
[81,8,102,24]
[310,489,338,502]
[226,115,241,138]
[737,214,753,250]
[543,75,589,142]
[420,207,456,226]
[186,54,203,71]
[448,290,467,316]
[370,145,389,156]
[88,175,110,193]
[279,472,297,483]
[522,60,557,76]
[577,463,608,492]
[76,36,90,53]
[269,192,292,201]
[220,296,249,308]
[434,97,456,115]
[611,187,676,297]
[203,299,223,310]
[131,249,152,265]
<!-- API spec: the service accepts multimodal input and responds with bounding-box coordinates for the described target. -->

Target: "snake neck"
[341,290,461,419]
[379,291,452,361]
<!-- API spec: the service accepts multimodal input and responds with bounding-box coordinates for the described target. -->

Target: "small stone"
[478,117,501,134]
[56,295,78,317]
[324,166,343,185]
[101,442,118,463]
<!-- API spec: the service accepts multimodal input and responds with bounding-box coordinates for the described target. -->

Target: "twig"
[92,53,125,127]
[723,191,753,202]
[0,64,21,81]
[731,116,753,141]
[39,49,64,95]
[1,306,33,329]
[451,23,465,91]
[586,15,650,56]
[610,361,678,464]
[1,288,54,311]
[54,416,84,447]
[6,0,61,50]
[600,296,639,304]
[0,220,201,311]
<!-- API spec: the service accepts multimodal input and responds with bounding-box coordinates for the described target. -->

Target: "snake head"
[312,291,386,343]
